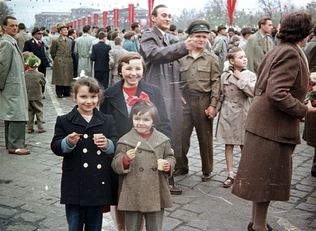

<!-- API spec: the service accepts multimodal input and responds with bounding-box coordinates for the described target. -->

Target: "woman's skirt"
[231,131,295,202]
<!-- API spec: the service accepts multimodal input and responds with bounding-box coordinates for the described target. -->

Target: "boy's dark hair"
[117,52,146,77]
[83,25,91,33]
[169,24,176,32]
[98,31,106,40]
[131,100,160,126]
[18,23,26,30]
[114,37,122,45]
[72,77,104,103]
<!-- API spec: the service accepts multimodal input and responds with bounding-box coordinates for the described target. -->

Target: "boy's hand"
[94,135,108,149]
[163,161,170,172]
[125,149,136,162]
[68,132,81,145]
[233,70,242,79]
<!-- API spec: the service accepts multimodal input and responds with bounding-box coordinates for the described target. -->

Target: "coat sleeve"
[266,49,308,119]
[162,140,175,178]
[209,56,221,107]
[22,40,30,52]
[140,32,188,64]
[40,74,46,87]
[152,86,172,141]
[111,143,132,174]
[51,116,72,156]
[50,40,57,60]
[0,40,12,90]
[212,38,222,56]
[105,114,120,146]
[245,37,255,73]
[99,90,108,114]
[109,50,115,70]
[235,71,256,97]
[90,45,96,61]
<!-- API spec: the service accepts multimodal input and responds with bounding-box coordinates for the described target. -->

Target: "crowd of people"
[1,3,316,231]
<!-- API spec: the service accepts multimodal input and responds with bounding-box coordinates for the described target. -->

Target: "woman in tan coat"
[231,12,316,231]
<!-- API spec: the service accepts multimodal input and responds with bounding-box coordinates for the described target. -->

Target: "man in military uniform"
[174,20,221,182]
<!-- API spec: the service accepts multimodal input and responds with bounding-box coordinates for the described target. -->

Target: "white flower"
[310,72,316,83]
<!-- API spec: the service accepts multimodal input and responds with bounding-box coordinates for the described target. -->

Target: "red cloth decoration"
[122,85,138,97]
[126,92,150,106]
[227,0,237,26]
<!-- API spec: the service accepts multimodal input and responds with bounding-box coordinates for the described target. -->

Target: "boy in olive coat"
[25,55,46,133]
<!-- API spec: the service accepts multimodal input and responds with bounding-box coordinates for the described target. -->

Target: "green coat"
[245,31,274,75]
[50,36,73,86]
[111,128,175,213]
[0,34,28,121]
[74,33,95,77]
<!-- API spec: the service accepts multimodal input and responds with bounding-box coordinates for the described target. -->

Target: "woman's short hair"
[72,77,104,103]
[117,52,146,77]
[124,31,135,40]
[277,11,314,43]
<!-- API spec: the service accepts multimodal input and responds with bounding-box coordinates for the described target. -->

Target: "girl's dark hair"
[131,101,160,126]
[117,52,146,77]
[72,77,104,103]
[226,46,243,61]
[277,11,314,43]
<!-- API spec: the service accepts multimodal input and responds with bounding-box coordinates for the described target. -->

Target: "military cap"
[56,23,67,32]
[26,55,41,68]
[32,28,43,36]
[187,20,210,35]
[217,25,226,32]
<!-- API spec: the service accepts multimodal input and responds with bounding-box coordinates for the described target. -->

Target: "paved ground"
[0,69,315,231]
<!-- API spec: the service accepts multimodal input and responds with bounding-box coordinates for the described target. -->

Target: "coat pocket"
[180,65,190,81]
[197,65,211,80]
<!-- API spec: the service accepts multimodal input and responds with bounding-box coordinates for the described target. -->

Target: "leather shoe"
[174,168,188,176]
[38,128,47,133]
[222,176,234,188]
[28,129,34,133]
[8,148,30,155]
[169,185,182,195]
[202,173,212,182]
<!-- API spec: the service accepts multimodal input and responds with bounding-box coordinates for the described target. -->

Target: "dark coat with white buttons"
[51,106,119,206]
[111,128,175,212]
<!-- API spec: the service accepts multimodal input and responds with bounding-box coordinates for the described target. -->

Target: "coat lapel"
[107,80,129,118]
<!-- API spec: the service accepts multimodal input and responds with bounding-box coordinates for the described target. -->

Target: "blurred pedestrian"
[109,37,127,84]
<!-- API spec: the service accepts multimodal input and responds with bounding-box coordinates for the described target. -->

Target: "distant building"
[34,4,149,31]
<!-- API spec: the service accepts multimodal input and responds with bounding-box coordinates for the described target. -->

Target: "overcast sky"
[5,0,311,27]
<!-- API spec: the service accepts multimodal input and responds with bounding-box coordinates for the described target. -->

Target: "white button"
[97,150,101,155]
[83,163,88,168]
[97,164,102,169]
[83,134,88,139]
[83,148,87,153]
[102,182,105,184]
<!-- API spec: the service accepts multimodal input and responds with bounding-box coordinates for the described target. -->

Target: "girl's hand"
[125,149,136,162]
[163,161,170,172]
[233,70,242,79]
[68,132,81,145]
[94,135,108,149]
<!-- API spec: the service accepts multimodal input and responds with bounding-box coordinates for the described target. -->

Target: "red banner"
[82,17,86,27]
[113,8,119,28]
[88,16,91,26]
[103,11,107,27]
[227,0,237,25]
[94,13,98,26]
[78,19,81,31]
[74,20,77,30]
[148,0,155,28]
[128,4,134,30]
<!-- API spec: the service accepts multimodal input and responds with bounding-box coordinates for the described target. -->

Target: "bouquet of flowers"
[304,72,316,106]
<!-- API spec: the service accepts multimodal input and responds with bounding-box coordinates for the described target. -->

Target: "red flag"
[103,11,107,28]
[227,0,237,25]
[94,13,98,26]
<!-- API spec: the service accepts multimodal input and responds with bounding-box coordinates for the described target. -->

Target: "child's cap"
[26,55,41,68]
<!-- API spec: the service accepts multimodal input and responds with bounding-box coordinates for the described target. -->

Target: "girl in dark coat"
[231,12,316,231]
[51,77,119,231]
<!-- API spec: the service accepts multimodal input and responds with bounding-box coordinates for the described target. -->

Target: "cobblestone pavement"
[0,69,315,231]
